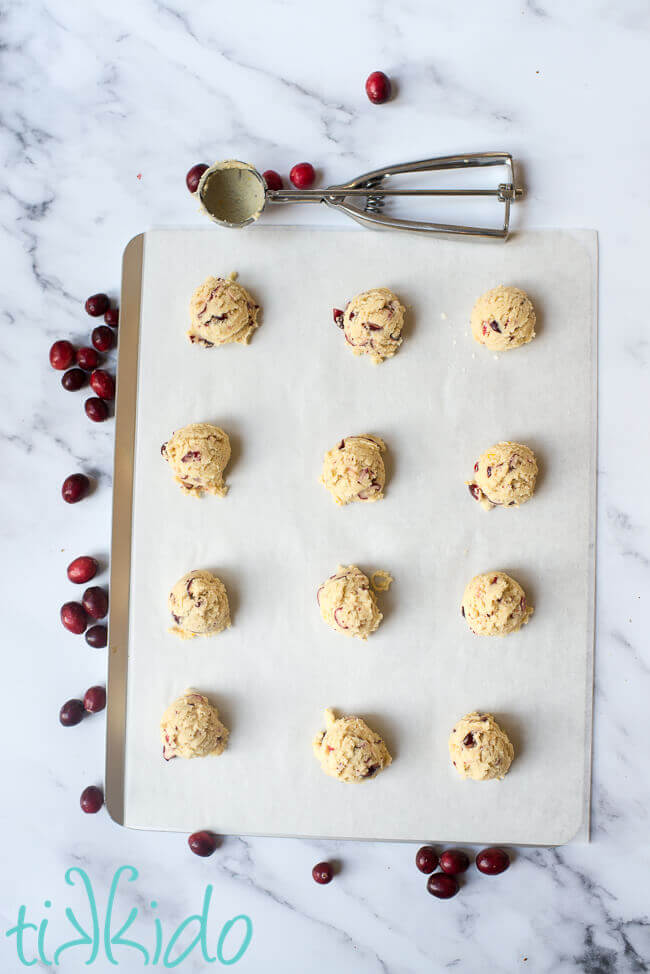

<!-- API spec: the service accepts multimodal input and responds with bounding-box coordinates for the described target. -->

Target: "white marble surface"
[1,1,649,970]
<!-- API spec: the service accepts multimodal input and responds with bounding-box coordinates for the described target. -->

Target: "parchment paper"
[122,228,596,844]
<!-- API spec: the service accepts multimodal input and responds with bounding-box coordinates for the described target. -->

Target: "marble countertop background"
[1,1,649,971]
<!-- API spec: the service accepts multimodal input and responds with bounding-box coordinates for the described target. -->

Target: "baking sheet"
[110,228,596,845]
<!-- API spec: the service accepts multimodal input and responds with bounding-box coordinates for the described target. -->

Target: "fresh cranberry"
[76,346,100,370]
[312,861,333,884]
[62,473,90,504]
[290,162,315,189]
[59,699,85,727]
[427,873,459,899]
[440,850,470,875]
[86,624,107,649]
[80,785,104,814]
[49,340,75,371]
[415,846,439,874]
[476,848,510,876]
[90,369,115,401]
[186,163,209,194]
[82,586,108,620]
[262,170,283,191]
[104,308,119,328]
[60,602,87,634]
[85,293,109,317]
[188,831,218,857]
[333,308,344,328]
[67,556,98,584]
[85,397,108,422]
[91,325,114,352]
[61,368,87,391]
[84,686,106,713]
[365,71,392,104]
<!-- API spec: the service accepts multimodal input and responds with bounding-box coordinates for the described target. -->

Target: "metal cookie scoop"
[197,153,523,239]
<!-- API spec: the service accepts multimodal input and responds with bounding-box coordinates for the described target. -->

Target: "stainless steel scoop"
[197,152,523,239]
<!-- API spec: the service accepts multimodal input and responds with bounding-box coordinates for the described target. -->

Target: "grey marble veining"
[1,0,649,971]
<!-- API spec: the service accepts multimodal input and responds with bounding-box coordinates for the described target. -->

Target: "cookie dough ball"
[461,571,533,636]
[320,434,386,505]
[467,441,538,511]
[317,565,387,639]
[160,690,229,760]
[313,707,392,782]
[168,570,230,639]
[449,711,514,781]
[470,285,536,351]
[188,275,259,347]
[337,287,405,363]
[162,422,231,497]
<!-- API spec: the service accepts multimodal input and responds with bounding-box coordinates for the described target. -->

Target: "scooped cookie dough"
[467,441,538,511]
[334,287,405,363]
[312,707,392,782]
[317,564,391,639]
[470,285,536,351]
[320,434,386,505]
[449,711,514,781]
[161,422,231,497]
[188,275,260,347]
[461,571,533,636]
[160,690,229,760]
[168,570,230,639]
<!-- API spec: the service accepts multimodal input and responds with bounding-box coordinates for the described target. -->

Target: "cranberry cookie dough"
[168,570,230,639]
[313,707,392,782]
[461,571,533,636]
[334,287,405,363]
[317,564,391,639]
[161,422,231,497]
[449,711,514,781]
[188,275,260,347]
[470,285,536,351]
[320,434,386,505]
[161,690,229,760]
[467,441,538,510]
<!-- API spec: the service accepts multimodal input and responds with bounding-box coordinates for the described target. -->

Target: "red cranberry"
[86,624,107,649]
[60,601,87,634]
[104,308,119,328]
[365,71,392,104]
[82,586,108,620]
[61,368,87,391]
[62,473,90,503]
[188,831,218,857]
[85,397,108,422]
[312,862,333,885]
[415,846,439,874]
[186,163,209,194]
[59,699,85,727]
[262,169,283,191]
[49,340,75,371]
[91,325,114,352]
[476,847,510,876]
[290,162,315,189]
[440,850,470,875]
[90,369,115,400]
[80,785,104,814]
[85,293,109,317]
[427,873,459,899]
[67,555,98,584]
[84,685,106,713]
[76,346,100,370]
